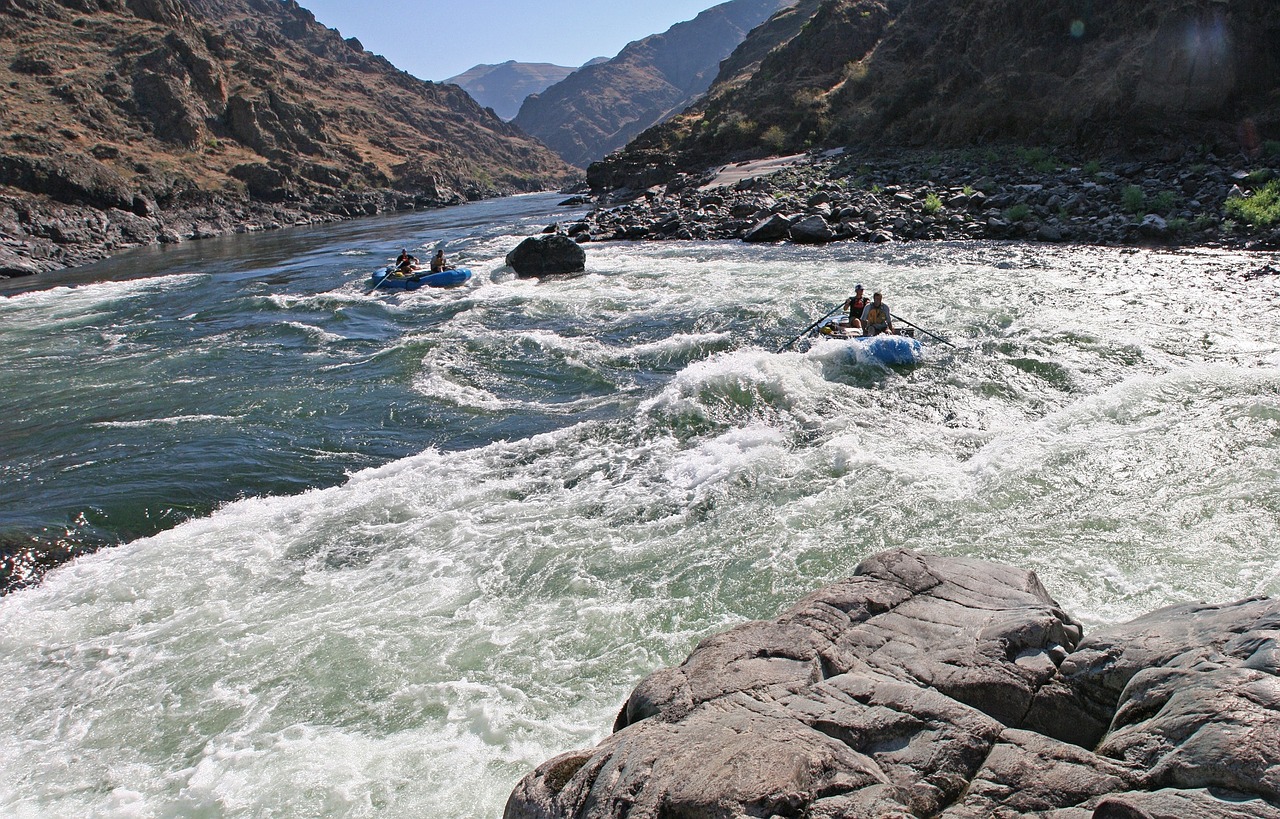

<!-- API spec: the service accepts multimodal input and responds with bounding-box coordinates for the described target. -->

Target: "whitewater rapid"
[1,197,1278,817]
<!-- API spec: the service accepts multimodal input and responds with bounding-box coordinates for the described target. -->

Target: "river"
[1,193,1277,817]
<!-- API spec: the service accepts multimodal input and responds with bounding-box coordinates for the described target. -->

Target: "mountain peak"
[513,0,800,168]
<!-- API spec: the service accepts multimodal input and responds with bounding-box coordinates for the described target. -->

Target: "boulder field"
[573,148,1280,251]
[506,549,1280,819]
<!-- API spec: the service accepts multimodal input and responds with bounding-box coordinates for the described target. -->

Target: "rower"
[395,249,419,274]
[841,284,869,332]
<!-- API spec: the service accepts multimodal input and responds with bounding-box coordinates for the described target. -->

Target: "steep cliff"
[0,0,575,274]
[590,0,1280,191]
[512,0,798,169]
[835,0,1280,150]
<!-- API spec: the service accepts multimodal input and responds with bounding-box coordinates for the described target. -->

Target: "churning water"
[1,193,1278,817]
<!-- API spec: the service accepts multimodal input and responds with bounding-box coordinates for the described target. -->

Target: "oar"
[895,316,956,348]
[776,303,846,353]
[369,268,390,293]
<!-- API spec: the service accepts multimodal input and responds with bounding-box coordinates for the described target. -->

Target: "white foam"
[3,237,1280,818]
[88,414,241,429]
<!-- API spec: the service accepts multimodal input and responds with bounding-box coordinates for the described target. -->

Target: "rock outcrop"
[506,549,1280,819]
[0,0,575,275]
[512,0,798,169]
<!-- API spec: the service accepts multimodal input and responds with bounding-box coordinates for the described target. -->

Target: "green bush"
[1004,203,1031,222]
[1121,185,1146,214]
[922,192,943,215]
[1082,160,1102,176]
[1264,141,1280,159]
[760,125,788,152]
[1224,180,1280,227]
[1016,147,1059,174]
[1150,190,1178,213]
[1192,214,1219,232]
[1245,169,1275,186]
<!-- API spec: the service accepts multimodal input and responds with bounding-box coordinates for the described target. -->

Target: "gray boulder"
[0,245,48,277]
[742,213,792,242]
[1139,213,1169,238]
[506,549,1280,819]
[505,234,586,277]
[788,214,835,244]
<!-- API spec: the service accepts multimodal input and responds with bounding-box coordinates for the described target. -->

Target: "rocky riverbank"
[506,548,1280,819]
[0,187,460,278]
[563,148,1280,252]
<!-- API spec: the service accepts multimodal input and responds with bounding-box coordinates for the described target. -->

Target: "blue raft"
[851,333,924,365]
[370,266,472,290]
[815,320,924,365]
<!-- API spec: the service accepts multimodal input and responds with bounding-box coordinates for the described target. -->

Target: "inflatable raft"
[369,266,472,290]
[816,321,924,365]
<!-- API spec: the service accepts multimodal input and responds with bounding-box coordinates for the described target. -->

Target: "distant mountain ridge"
[0,0,575,274]
[591,0,1280,191]
[447,60,604,121]
[513,0,798,169]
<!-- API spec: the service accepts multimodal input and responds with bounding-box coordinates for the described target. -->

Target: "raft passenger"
[860,292,896,336]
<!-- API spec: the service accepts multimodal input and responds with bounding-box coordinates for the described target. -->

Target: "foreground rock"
[506,549,1280,819]
[506,234,587,277]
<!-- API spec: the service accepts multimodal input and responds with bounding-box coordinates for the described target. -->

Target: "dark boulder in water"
[506,234,586,277]
[505,548,1280,819]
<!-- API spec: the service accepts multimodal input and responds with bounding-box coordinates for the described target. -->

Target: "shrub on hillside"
[1121,185,1146,214]
[1225,181,1280,227]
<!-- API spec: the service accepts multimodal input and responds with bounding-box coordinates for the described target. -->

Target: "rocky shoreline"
[563,148,1280,253]
[11,147,1280,282]
[506,548,1280,819]
[0,188,467,279]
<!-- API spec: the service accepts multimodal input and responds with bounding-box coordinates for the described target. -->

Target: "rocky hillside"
[446,61,589,121]
[591,0,1280,191]
[0,0,575,276]
[512,0,798,169]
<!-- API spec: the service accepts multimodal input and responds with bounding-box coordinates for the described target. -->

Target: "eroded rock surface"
[506,549,1280,819]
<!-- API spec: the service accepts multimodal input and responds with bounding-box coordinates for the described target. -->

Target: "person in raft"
[841,284,870,332]
[860,291,896,336]
[394,249,419,274]
[430,249,452,273]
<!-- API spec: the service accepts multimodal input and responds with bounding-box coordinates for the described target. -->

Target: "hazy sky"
[300,1,722,82]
